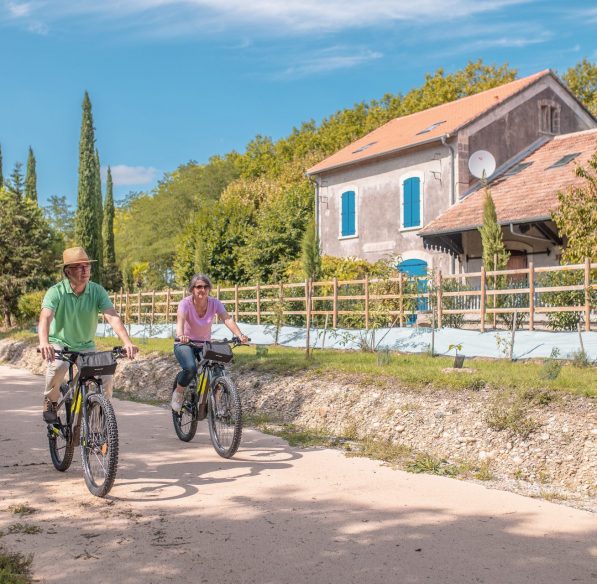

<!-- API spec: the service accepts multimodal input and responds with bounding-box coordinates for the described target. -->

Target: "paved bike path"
[0,364,595,584]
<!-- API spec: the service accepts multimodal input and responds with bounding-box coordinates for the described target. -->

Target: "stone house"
[306,70,596,279]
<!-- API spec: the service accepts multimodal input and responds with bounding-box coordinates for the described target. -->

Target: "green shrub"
[540,348,562,380]
[16,291,45,326]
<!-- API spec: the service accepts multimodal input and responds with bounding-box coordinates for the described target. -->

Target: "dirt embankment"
[2,338,595,511]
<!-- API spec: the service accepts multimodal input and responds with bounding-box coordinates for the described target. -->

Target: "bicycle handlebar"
[174,336,251,346]
[37,346,127,362]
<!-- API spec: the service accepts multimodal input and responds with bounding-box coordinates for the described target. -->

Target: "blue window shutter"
[341,191,355,236]
[403,178,420,228]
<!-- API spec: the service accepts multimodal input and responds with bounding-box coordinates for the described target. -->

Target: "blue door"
[398,259,428,325]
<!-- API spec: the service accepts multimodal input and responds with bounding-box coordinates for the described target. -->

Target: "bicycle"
[39,347,126,497]
[171,337,248,458]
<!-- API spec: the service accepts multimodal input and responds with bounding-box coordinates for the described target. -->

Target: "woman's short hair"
[188,274,213,294]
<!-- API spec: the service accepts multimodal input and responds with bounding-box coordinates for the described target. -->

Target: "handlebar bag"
[202,342,233,363]
[77,351,118,377]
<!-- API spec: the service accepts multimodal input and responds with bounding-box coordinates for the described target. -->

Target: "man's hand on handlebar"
[38,343,55,363]
[123,343,138,359]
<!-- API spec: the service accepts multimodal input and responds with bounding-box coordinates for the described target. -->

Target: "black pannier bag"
[77,351,118,377]
[202,342,233,363]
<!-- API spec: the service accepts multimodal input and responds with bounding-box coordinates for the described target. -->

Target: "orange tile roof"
[419,129,597,236]
[307,70,552,175]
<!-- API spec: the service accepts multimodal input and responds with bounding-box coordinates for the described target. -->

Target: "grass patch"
[259,423,341,448]
[346,438,413,465]
[486,391,539,438]
[531,490,568,502]
[0,546,33,584]
[6,333,596,397]
[7,505,35,517]
[7,524,41,535]
[406,454,460,476]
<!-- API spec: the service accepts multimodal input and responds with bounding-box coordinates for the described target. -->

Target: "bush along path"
[1,338,595,512]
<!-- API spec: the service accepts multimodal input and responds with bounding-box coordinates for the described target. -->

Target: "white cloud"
[6,1,32,18]
[1,0,532,36]
[281,48,383,78]
[103,165,159,186]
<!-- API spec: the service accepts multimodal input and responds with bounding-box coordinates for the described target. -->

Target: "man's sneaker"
[171,391,185,413]
[43,399,58,423]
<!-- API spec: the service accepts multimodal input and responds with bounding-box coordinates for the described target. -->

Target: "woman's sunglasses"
[193,284,209,290]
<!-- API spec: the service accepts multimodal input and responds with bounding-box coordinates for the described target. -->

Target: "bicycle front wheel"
[48,384,74,472]
[81,390,119,497]
[207,376,242,459]
[172,378,198,442]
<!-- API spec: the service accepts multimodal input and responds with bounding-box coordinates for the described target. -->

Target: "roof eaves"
[306,134,450,176]
[419,214,553,237]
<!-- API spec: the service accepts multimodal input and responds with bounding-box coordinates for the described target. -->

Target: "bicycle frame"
[48,353,105,444]
[189,349,226,419]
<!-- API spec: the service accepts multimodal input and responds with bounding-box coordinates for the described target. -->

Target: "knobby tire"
[172,378,199,442]
[207,376,242,459]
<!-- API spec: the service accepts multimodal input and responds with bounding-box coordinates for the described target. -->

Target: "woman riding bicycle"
[172,274,248,412]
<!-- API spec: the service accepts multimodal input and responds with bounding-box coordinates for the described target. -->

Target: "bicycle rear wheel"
[207,376,242,459]
[172,378,199,442]
[48,384,74,472]
[81,387,119,497]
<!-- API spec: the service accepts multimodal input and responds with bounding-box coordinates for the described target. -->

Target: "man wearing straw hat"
[38,246,138,422]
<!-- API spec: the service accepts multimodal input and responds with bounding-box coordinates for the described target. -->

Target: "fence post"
[480,266,486,333]
[151,290,155,325]
[166,289,171,324]
[332,277,338,328]
[215,284,221,323]
[256,281,261,325]
[436,270,443,329]
[119,288,123,316]
[234,284,239,322]
[305,279,312,357]
[365,275,370,329]
[399,274,404,327]
[585,257,591,332]
[493,253,497,330]
[528,261,535,331]
[125,291,129,324]
[137,291,142,324]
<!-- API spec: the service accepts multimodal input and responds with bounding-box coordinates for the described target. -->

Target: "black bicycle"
[171,337,247,458]
[40,347,126,497]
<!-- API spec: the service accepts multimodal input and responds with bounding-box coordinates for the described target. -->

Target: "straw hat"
[59,247,97,267]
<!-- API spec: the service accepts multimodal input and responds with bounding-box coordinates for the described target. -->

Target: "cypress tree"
[74,92,102,283]
[478,188,509,270]
[10,162,24,197]
[25,146,38,203]
[301,215,321,280]
[102,167,122,290]
[95,148,104,272]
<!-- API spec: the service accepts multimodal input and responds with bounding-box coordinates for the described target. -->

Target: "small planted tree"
[478,188,510,326]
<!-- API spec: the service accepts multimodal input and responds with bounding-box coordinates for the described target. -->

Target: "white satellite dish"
[468,150,496,179]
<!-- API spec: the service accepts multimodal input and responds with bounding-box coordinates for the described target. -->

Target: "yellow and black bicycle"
[171,337,247,458]
[40,347,126,497]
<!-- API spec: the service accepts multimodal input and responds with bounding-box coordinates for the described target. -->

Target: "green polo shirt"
[42,279,113,351]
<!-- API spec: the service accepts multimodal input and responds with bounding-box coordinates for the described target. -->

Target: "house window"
[547,152,580,169]
[401,177,422,229]
[539,101,560,134]
[340,190,356,237]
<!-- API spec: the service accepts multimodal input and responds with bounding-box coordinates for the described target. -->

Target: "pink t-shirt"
[177,296,228,341]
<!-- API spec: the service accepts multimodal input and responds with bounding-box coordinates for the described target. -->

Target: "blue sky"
[0,0,595,208]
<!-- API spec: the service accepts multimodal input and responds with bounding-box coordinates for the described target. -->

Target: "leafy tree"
[0,186,59,325]
[44,195,75,244]
[10,162,24,196]
[74,92,102,283]
[25,146,37,203]
[563,58,597,116]
[552,147,597,263]
[115,157,239,288]
[102,167,122,290]
[301,215,320,280]
[0,143,3,187]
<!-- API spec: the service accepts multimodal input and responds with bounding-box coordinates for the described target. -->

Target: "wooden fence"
[107,259,597,332]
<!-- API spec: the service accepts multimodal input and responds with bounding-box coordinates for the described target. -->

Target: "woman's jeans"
[174,344,199,387]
